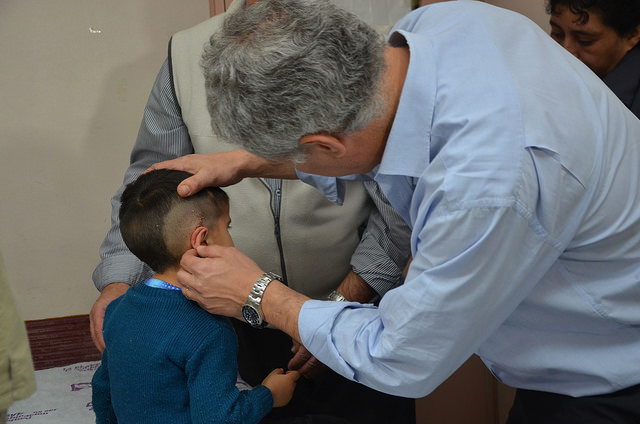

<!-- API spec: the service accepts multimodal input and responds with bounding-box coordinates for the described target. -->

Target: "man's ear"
[625,25,640,52]
[299,134,346,157]
[190,226,209,249]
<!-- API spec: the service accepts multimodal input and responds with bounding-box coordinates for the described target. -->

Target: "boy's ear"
[190,226,209,248]
[299,133,346,157]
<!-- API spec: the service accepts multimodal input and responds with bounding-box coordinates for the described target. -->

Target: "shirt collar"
[376,29,435,181]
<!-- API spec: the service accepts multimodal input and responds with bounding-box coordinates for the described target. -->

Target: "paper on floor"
[7,361,99,423]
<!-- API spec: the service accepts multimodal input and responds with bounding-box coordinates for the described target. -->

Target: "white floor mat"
[7,361,100,423]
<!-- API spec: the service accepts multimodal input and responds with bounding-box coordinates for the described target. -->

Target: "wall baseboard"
[25,315,101,370]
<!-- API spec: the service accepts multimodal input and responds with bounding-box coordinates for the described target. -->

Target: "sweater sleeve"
[91,353,118,424]
[186,321,273,424]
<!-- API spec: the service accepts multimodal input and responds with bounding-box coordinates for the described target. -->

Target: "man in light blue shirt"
[155,0,640,422]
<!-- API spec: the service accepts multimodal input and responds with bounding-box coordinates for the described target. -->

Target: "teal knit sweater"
[92,283,273,423]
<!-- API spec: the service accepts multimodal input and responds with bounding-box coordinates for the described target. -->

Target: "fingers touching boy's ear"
[190,226,209,248]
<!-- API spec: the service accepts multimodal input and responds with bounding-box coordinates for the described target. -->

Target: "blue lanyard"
[143,278,181,291]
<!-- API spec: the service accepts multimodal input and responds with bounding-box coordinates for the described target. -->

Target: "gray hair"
[201,0,387,161]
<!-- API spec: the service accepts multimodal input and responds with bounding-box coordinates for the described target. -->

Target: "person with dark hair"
[547,0,640,117]
[91,169,300,424]
[151,1,640,422]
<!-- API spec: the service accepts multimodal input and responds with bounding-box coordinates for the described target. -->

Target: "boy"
[91,169,299,423]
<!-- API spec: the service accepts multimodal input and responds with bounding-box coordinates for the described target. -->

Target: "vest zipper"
[260,178,288,285]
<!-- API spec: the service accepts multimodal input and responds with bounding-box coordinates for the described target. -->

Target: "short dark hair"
[119,169,229,273]
[546,0,640,37]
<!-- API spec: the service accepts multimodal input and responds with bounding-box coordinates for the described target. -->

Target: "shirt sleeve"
[92,52,193,291]
[300,199,560,398]
[350,180,412,298]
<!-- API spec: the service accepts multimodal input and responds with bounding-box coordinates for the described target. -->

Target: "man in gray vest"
[91,1,414,422]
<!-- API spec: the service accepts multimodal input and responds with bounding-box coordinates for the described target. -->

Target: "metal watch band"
[326,290,348,302]
[242,272,281,328]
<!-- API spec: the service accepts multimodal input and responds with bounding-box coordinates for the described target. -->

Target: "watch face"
[242,305,261,326]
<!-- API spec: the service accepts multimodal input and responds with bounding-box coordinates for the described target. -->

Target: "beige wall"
[421,0,549,30]
[1,0,549,320]
[490,0,550,31]
[0,0,210,319]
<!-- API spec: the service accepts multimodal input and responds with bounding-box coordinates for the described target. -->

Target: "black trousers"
[232,320,416,424]
[506,383,640,424]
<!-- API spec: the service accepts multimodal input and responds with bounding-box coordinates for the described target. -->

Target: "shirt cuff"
[299,299,377,380]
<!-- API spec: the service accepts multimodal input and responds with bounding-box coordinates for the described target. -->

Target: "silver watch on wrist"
[326,290,348,302]
[241,272,281,328]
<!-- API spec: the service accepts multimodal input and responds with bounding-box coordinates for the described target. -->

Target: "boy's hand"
[261,368,300,407]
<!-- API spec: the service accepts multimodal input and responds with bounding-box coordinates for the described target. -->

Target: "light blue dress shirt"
[298,1,640,398]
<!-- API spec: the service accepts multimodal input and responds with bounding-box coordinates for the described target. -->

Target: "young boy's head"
[119,169,231,273]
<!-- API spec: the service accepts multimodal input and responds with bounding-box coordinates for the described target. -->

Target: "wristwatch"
[242,272,281,328]
[326,290,348,302]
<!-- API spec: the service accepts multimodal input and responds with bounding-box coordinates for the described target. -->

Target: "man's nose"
[561,38,579,57]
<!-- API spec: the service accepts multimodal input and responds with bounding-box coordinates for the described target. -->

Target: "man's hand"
[178,245,263,318]
[148,151,250,195]
[261,368,300,408]
[179,244,309,342]
[286,272,371,379]
[89,282,129,352]
[284,272,373,377]
[147,150,297,197]
[288,340,327,378]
